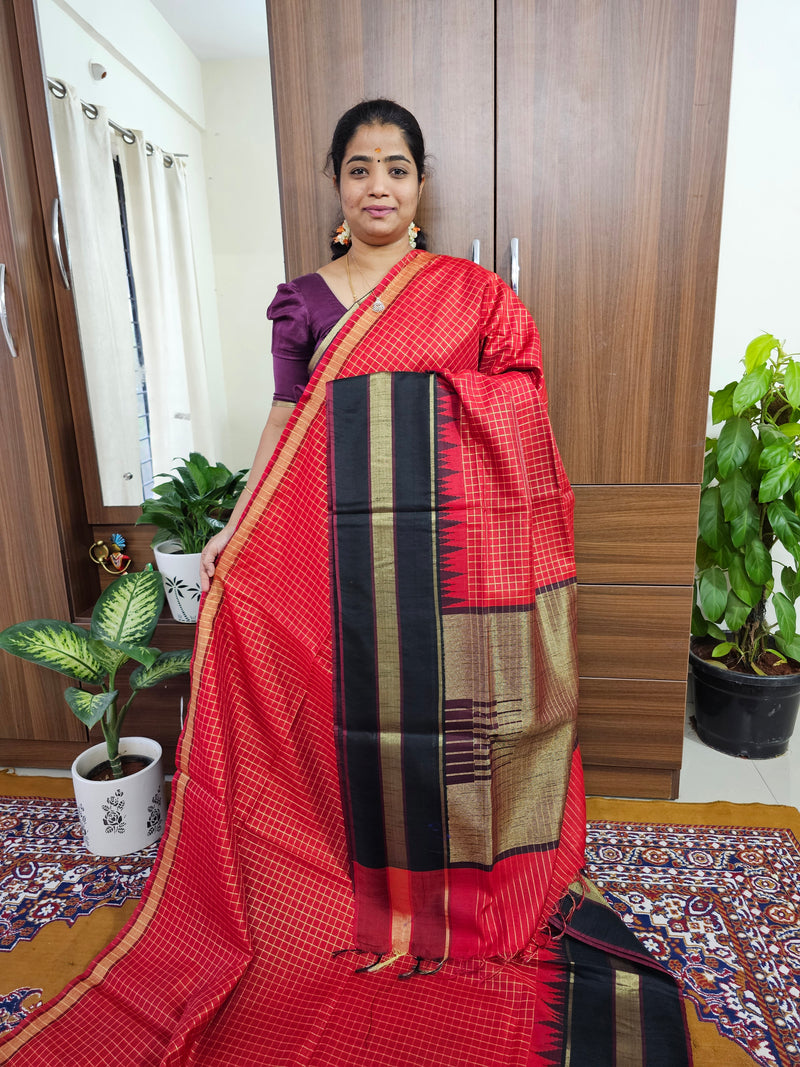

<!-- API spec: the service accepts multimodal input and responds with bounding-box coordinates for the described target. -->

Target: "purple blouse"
[267,273,346,402]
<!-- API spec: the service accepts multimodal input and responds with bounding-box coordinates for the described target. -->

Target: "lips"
[364,207,395,218]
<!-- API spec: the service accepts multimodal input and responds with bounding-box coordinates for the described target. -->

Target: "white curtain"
[48,82,214,503]
[116,140,214,479]
[49,85,143,505]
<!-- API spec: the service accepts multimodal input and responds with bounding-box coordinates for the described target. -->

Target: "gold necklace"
[345,251,385,313]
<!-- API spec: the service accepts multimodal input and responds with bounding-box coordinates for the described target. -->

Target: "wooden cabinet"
[266,0,736,797]
[0,0,189,771]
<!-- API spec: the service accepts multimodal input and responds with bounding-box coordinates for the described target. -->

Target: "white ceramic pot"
[71,737,166,856]
[153,541,202,622]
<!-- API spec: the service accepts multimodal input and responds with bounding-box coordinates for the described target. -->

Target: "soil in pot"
[691,636,800,676]
[84,755,154,782]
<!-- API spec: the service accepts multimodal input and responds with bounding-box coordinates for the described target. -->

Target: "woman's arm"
[199,402,294,592]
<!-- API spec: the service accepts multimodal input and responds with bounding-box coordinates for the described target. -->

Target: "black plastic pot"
[689,650,800,758]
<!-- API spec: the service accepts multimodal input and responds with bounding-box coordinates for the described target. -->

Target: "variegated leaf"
[90,569,164,648]
[0,621,105,683]
[130,650,192,690]
[64,688,118,728]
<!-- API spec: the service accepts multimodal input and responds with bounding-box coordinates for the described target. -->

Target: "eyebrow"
[345,153,412,164]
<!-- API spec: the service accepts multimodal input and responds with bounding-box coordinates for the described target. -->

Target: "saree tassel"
[398,957,445,979]
[356,952,402,974]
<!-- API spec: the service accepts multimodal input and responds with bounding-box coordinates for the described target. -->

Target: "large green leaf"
[733,364,772,413]
[729,499,760,548]
[698,567,727,621]
[711,382,737,424]
[729,552,761,607]
[64,688,118,729]
[775,634,800,663]
[0,621,105,683]
[758,440,792,469]
[698,487,725,550]
[716,418,755,477]
[744,539,773,585]
[767,500,800,555]
[759,459,800,503]
[701,449,717,490]
[719,470,751,520]
[781,565,800,603]
[773,591,797,644]
[130,650,192,689]
[695,537,717,571]
[91,569,164,648]
[785,361,800,409]
[744,332,778,373]
[724,589,750,631]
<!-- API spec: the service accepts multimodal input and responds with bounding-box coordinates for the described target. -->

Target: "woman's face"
[337,123,424,248]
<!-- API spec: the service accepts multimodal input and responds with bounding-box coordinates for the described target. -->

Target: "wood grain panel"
[577,584,694,680]
[578,678,686,767]
[266,0,495,279]
[497,0,735,484]
[574,484,700,585]
[0,1,84,745]
[583,764,679,800]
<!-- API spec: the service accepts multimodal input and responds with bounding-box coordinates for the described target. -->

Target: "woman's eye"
[389,167,409,177]
[348,167,367,177]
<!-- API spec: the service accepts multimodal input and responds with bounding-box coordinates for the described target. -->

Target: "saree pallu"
[0,252,691,1065]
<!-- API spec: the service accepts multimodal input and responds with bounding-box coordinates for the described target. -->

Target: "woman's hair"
[327,99,428,259]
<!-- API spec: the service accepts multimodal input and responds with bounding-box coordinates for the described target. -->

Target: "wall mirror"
[34,0,284,519]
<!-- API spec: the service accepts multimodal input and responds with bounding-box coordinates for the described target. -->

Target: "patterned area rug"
[0,794,156,1034]
[585,820,800,1067]
[2,788,798,1065]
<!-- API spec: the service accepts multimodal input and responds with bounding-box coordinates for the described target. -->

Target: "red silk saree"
[0,253,691,1065]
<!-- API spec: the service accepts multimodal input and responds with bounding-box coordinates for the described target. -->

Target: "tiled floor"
[678,688,799,808]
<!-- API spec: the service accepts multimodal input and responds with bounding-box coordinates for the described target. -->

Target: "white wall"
[201,58,283,468]
[709,0,800,394]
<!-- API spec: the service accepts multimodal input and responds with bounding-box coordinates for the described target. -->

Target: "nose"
[367,166,389,197]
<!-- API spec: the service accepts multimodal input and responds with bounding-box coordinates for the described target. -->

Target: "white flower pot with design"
[71,737,166,856]
[153,540,202,623]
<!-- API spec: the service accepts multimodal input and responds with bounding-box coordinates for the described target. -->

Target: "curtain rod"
[47,77,187,168]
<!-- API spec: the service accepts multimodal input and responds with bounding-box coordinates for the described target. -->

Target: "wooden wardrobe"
[266,0,736,798]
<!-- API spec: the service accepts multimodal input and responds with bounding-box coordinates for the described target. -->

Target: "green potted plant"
[691,331,800,757]
[138,452,247,622]
[0,567,191,855]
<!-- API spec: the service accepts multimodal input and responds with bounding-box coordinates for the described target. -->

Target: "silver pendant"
[372,297,385,313]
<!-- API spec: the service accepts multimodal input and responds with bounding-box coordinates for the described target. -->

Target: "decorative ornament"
[334,220,352,246]
[89,533,132,574]
[408,221,420,248]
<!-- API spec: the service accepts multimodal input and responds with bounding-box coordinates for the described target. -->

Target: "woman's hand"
[200,528,234,593]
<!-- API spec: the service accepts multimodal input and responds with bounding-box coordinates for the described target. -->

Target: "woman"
[0,101,690,1066]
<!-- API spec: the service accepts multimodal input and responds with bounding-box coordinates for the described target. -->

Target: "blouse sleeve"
[266,280,314,403]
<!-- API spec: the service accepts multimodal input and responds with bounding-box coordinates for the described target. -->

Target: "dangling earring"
[408,221,420,249]
[334,220,351,246]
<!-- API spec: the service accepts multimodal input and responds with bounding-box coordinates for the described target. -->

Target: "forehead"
[344,123,411,158]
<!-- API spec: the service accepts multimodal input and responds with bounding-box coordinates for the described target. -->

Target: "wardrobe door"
[0,0,87,763]
[496,0,736,797]
[496,0,736,486]
[266,0,495,279]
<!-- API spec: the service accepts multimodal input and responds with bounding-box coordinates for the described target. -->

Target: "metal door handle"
[510,237,520,295]
[0,264,19,359]
[471,238,480,265]
[51,198,71,290]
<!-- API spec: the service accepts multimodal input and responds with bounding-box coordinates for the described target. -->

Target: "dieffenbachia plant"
[0,567,191,778]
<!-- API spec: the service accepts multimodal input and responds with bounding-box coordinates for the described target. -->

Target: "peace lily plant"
[0,567,191,779]
[692,332,800,674]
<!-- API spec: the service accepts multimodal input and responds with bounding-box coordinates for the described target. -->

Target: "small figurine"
[89,533,132,575]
